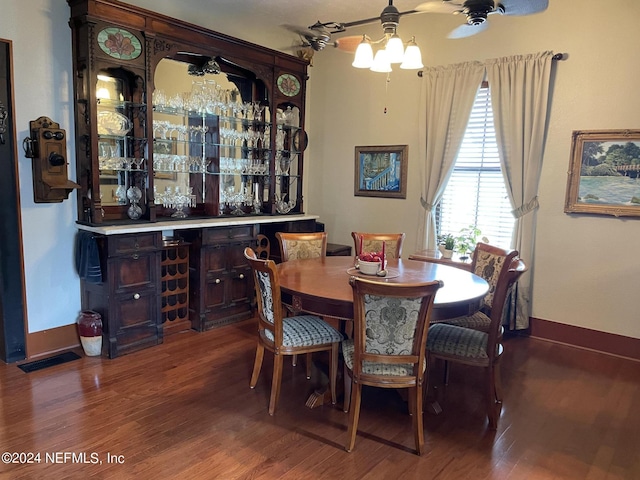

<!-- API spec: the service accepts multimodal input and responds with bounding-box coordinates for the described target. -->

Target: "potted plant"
[455,225,488,261]
[437,233,456,259]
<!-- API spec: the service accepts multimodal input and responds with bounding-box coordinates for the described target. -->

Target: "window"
[436,85,514,250]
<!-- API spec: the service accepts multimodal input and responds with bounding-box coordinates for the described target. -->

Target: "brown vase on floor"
[77,310,103,356]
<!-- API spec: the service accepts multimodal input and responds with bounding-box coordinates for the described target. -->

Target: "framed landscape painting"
[565,129,640,217]
[354,145,407,199]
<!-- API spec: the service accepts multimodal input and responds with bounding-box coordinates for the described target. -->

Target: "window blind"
[436,86,514,250]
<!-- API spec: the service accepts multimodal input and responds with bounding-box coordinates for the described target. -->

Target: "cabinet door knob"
[215,278,221,284]
[239,273,244,279]
[133,293,140,300]
[132,253,139,260]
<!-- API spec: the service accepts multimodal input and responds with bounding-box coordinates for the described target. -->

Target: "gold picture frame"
[354,145,408,199]
[565,129,640,217]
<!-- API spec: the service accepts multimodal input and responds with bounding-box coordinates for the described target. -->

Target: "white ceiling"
[120,0,429,52]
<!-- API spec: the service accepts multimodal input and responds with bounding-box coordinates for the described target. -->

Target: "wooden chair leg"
[443,359,450,385]
[343,364,352,413]
[249,343,264,388]
[412,385,425,455]
[487,363,503,430]
[329,343,339,405]
[306,352,312,379]
[268,353,284,416]
[424,355,443,415]
[345,382,362,453]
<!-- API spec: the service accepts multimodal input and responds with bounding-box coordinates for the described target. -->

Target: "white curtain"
[417,61,485,251]
[486,51,554,329]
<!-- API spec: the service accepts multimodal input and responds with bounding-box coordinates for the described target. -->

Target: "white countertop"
[76,214,320,235]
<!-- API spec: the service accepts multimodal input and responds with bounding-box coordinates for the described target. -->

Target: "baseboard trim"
[528,317,640,362]
[26,324,80,360]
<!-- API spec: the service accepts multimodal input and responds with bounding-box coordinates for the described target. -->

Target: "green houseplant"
[437,233,456,259]
[455,225,488,261]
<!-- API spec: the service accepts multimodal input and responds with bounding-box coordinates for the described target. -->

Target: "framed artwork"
[565,130,640,217]
[354,145,408,199]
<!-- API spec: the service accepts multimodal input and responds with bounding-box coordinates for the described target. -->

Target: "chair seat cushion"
[342,339,417,376]
[439,311,491,332]
[427,323,488,360]
[264,314,343,347]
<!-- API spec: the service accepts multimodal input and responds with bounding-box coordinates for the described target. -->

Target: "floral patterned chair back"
[470,242,519,312]
[276,232,327,261]
[342,275,442,455]
[351,232,405,259]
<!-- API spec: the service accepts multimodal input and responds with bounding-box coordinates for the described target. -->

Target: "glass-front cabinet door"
[68,0,308,226]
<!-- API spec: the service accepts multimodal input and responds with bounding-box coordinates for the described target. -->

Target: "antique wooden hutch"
[68,0,316,357]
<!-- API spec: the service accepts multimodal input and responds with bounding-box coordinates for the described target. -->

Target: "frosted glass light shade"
[400,40,423,69]
[385,35,405,64]
[370,49,392,73]
[352,39,374,68]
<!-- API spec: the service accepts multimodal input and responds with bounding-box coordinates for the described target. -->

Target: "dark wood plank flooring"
[1,319,638,479]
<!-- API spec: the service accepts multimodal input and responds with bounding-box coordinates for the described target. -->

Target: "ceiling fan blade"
[282,24,319,38]
[447,21,488,39]
[334,35,365,53]
[498,0,549,16]
[414,0,464,14]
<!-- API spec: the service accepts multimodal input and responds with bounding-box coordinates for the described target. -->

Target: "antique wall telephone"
[23,116,80,203]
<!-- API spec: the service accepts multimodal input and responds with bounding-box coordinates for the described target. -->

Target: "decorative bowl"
[98,111,133,136]
[358,259,381,275]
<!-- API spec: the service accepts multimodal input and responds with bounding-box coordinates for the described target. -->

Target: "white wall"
[2,0,80,333]
[2,0,638,343]
[306,0,640,339]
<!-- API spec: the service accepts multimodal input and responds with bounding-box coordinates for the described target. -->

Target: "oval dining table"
[276,256,490,410]
[277,256,489,322]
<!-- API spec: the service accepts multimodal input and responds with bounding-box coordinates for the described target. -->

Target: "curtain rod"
[417,53,566,77]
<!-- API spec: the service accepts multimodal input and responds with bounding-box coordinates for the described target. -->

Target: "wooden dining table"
[277,256,489,322]
[276,256,490,410]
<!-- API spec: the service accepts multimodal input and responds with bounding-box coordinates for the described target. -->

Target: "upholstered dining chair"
[244,247,342,416]
[351,232,405,259]
[276,231,327,261]
[437,242,519,333]
[275,231,329,369]
[343,276,443,455]
[425,250,527,430]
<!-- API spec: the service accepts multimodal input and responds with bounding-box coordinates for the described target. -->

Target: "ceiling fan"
[414,0,549,39]
[284,0,549,54]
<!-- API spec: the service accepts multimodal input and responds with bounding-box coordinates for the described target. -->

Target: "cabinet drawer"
[113,289,159,329]
[202,225,256,245]
[109,252,160,292]
[108,233,161,256]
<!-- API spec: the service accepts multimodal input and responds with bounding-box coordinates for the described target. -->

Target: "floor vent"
[17,352,81,373]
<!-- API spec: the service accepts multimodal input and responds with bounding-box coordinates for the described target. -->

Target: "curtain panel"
[417,61,485,252]
[486,50,554,329]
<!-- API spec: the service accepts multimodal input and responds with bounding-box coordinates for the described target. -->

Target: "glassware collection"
[96,76,302,220]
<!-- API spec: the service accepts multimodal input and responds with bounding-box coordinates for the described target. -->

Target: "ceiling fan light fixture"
[352,35,374,68]
[400,37,423,70]
[385,34,405,63]
[370,49,392,73]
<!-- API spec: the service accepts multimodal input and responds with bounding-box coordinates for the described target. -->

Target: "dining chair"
[244,247,343,416]
[343,275,443,455]
[276,231,327,261]
[275,231,329,370]
[351,232,405,259]
[437,242,519,333]
[425,250,527,429]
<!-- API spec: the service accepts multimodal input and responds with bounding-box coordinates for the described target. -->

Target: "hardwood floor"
[1,319,638,479]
